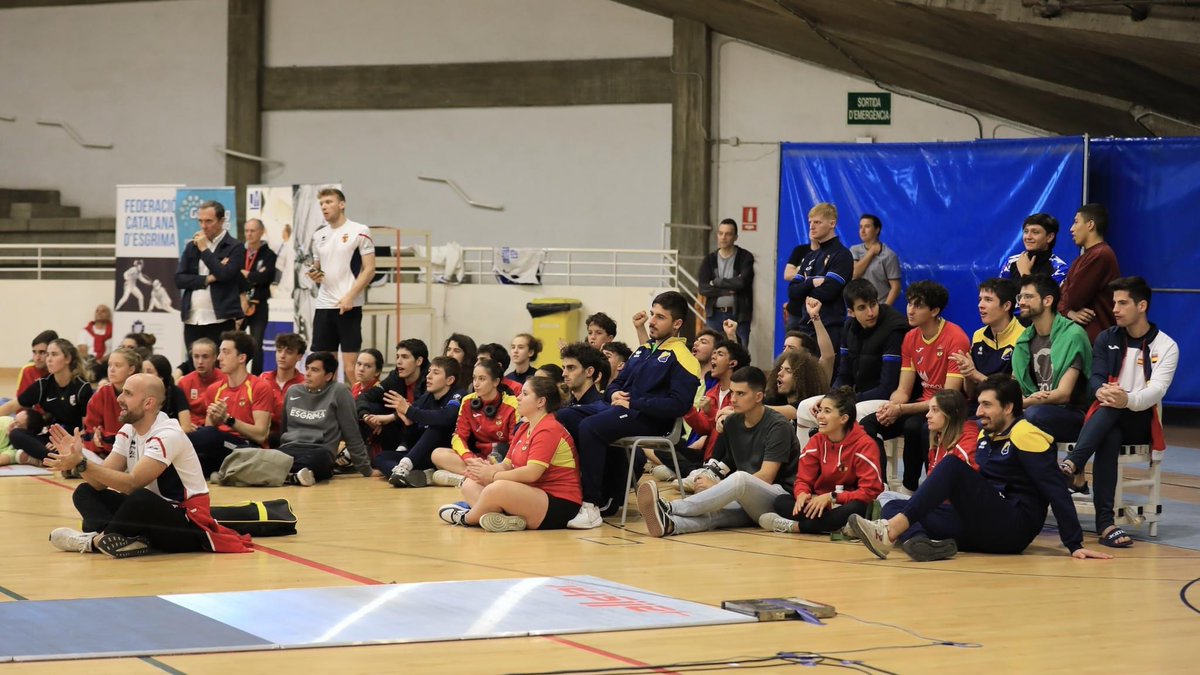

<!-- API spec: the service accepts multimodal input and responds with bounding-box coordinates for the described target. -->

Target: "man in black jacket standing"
[784,202,853,354]
[698,218,755,346]
[241,218,277,375]
[175,201,246,374]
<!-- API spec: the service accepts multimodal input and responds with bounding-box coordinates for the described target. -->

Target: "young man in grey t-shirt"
[850,214,901,306]
[637,366,799,537]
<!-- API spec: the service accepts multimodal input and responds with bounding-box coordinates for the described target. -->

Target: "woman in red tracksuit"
[430,359,519,485]
[83,347,141,456]
[762,386,884,534]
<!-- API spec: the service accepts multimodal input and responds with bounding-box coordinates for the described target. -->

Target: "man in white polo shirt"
[307,188,376,377]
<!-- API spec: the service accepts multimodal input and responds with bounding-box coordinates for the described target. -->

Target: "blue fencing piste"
[1090,137,1200,407]
[775,137,1085,355]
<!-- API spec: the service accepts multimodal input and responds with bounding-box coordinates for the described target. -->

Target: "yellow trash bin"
[526,298,582,367]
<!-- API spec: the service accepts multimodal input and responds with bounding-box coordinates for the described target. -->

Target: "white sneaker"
[388,463,410,487]
[847,514,894,559]
[431,470,464,487]
[758,512,799,534]
[566,502,602,530]
[50,527,96,553]
[480,513,527,532]
[650,464,676,482]
[295,467,316,487]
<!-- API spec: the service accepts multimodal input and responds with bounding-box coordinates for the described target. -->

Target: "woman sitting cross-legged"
[759,386,884,535]
[437,376,582,532]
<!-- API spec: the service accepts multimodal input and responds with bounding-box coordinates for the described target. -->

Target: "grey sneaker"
[901,534,958,562]
[402,468,433,488]
[479,513,527,532]
[847,514,893,559]
[758,512,799,533]
[650,464,676,482]
[295,467,316,487]
[388,464,410,487]
[50,527,96,553]
[431,470,464,487]
[94,533,153,559]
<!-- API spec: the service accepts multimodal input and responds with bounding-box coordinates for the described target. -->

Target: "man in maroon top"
[1059,203,1120,343]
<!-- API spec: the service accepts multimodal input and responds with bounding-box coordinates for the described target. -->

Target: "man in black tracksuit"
[356,339,430,453]
[376,356,465,488]
[784,202,853,354]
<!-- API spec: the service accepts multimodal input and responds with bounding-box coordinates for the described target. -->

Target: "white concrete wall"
[711,38,1045,365]
[0,280,114,369]
[0,0,227,217]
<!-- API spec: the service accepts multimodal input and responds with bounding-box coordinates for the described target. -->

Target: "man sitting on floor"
[187,332,273,476]
[380,355,464,487]
[277,351,372,485]
[636,366,799,537]
[46,374,250,558]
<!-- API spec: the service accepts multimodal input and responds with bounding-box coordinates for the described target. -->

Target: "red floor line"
[29,474,666,671]
[541,635,675,674]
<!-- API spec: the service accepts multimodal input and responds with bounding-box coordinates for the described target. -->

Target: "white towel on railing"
[492,247,545,285]
[414,242,464,284]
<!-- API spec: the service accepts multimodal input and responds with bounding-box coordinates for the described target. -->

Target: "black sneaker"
[402,468,430,488]
[901,534,958,562]
[636,481,674,538]
[95,533,153,559]
[388,465,410,488]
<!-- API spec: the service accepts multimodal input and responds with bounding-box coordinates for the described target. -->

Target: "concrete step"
[8,202,81,218]
[0,188,61,205]
[0,217,115,233]
[0,229,114,245]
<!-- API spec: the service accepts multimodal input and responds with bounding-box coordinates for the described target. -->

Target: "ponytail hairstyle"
[821,386,858,434]
[49,338,86,382]
[931,389,969,452]
[524,375,563,413]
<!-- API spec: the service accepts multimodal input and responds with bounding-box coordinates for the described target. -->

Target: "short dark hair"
[305,351,338,374]
[1077,203,1108,238]
[475,358,504,382]
[977,374,1023,417]
[718,218,738,233]
[843,278,879,308]
[32,330,58,347]
[561,342,606,378]
[524,376,564,413]
[477,343,510,372]
[906,280,949,314]
[360,348,384,372]
[514,333,542,361]
[274,332,307,354]
[602,341,632,362]
[1109,276,1152,309]
[585,312,617,338]
[786,330,819,356]
[1023,213,1060,250]
[978,277,1018,316]
[444,333,477,366]
[714,339,751,371]
[860,213,882,232]
[429,355,461,385]
[652,291,689,324]
[1020,273,1060,314]
[317,187,346,202]
[729,365,767,393]
[220,330,257,362]
[398,338,430,364]
[697,327,722,343]
[198,200,225,221]
[534,363,563,383]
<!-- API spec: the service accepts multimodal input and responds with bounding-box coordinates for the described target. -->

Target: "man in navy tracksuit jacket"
[175,201,246,374]
[556,292,701,529]
[784,203,854,352]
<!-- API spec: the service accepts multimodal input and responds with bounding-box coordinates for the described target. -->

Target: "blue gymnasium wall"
[776,137,1085,353]
[1089,138,1200,407]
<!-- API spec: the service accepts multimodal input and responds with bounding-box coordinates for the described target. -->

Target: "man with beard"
[46,374,250,558]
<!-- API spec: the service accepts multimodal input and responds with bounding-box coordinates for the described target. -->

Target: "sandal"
[1099,527,1133,548]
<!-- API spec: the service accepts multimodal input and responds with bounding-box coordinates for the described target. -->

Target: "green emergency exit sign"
[847,92,891,125]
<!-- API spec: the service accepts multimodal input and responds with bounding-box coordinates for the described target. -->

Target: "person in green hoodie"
[1011,274,1093,446]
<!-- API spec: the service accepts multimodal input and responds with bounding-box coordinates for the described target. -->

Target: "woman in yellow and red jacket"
[430,359,519,484]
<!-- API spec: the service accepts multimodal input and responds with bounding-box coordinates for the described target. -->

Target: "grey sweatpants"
[669,471,787,534]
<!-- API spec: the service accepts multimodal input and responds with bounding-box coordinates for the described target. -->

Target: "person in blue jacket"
[175,201,246,375]
[783,202,854,351]
[555,291,701,529]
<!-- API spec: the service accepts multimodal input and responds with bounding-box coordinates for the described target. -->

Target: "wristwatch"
[78,456,88,473]
[225,415,237,427]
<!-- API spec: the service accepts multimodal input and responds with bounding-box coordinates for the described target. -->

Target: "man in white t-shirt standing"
[45,374,251,558]
[307,188,376,377]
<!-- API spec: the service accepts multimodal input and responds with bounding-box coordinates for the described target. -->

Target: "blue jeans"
[706,310,750,346]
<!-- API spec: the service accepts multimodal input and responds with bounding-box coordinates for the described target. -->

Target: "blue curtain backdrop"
[776,137,1085,354]
[1089,138,1200,407]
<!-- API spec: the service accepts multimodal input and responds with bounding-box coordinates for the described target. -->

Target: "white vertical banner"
[112,185,185,362]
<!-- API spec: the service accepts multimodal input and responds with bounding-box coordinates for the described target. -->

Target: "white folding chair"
[611,418,685,527]
[1058,442,1162,537]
